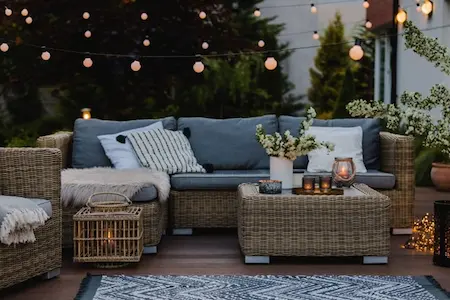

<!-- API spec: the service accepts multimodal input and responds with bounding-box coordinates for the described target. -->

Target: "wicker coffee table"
[237,183,391,264]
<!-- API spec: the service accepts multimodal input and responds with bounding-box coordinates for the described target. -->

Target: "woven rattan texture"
[37,132,73,168]
[170,190,237,228]
[380,132,415,229]
[237,183,391,257]
[0,148,62,289]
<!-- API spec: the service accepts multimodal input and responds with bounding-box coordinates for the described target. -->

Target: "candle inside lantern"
[302,177,315,192]
[81,108,91,120]
[320,176,331,191]
[104,229,115,251]
[337,165,349,179]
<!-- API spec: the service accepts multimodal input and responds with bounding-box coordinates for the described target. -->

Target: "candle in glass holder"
[302,176,315,192]
[320,176,332,191]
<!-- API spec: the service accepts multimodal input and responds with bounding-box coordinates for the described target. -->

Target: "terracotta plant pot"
[431,163,450,191]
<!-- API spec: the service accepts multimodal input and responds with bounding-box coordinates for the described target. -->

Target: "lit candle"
[320,176,331,191]
[81,108,91,120]
[337,165,349,179]
[303,177,315,192]
[104,229,115,251]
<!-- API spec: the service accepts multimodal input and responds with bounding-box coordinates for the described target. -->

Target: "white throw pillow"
[97,122,163,169]
[306,126,367,173]
[128,128,206,175]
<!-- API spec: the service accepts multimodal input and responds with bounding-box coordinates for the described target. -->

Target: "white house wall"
[261,0,365,100]
[397,0,450,120]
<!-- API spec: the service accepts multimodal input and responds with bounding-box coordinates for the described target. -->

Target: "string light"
[41,50,51,61]
[421,0,433,15]
[141,12,148,21]
[363,0,369,8]
[0,43,9,52]
[396,8,407,23]
[312,31,319,40]
[131,60,141,71]
[193,61,205,73]
[82,12,90,20]
[21,8,28,17]
[83,57,93,68]
[349,40,364,61]
[417,3,422,12]
[143,37,150,47]
[4,7,12,16]
[403,213,435,252]
[202,42,209,50]
[365,20,372,29]
[81,108,91,120]
[84,30,92,38]
[254,8,261,17]
[310,3,317,13]
[264,57,277,70]
[25,16,33,24]
[258,40,265,47]
[199,11,206,19]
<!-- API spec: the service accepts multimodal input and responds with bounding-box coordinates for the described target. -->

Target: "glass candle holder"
[302,176,315,192]
[332,157,356,187]
[319,176,332,191]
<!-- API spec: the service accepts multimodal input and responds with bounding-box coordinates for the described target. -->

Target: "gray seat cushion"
[132,186,158,202]
[72,117,177,168]
[279,117,381,170]
[171,170,270,190]
[177,115,278,170]
[294,169,395,189]
[29,198,53,217]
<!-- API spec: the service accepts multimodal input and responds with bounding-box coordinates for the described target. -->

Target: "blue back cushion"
[278,116,381,170]
[177,115,278,170]
[72,117,177,168]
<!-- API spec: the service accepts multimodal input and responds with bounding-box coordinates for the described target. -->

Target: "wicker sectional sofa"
[37,115,415,251]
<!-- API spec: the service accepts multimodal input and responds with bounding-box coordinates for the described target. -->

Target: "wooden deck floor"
[2,187,450,300]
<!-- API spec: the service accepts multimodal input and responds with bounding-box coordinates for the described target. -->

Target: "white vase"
[270,156,294,189]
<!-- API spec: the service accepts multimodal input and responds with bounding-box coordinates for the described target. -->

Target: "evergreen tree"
[0,0,301,128]
[308,12,350,115]
[333,67,355,119]
[352,25,375,101]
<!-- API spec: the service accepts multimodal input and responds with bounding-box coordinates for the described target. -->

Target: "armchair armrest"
[37,131,73,168]
[380,132,415,190]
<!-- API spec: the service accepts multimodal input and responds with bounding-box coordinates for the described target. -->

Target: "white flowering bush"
[346,21,450,162]
[256,107,334,160]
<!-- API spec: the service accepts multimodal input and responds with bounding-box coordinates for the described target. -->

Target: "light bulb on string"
[83,57,93,68]
[349,40,364,61]
[202,42,209,50]
[25,16,32,24]
[199,11,206,19]
[84,30,92,38]
[254,8,261,17]
[421,1,433,15]
[82,12,90,19]
[310,4,317,13]
[396,8,407,23]
[41,50,51,61]
[141,12,148,20]
[365,20,372,29]
[21,8,28,17]
[258,40,265,47]
[143,37,150,47]
[416,3,421,12]
[312,31,319,40]
[265,57,277,71]
[131,60,141,72]
[5,7,12,16]
[363,0,369,8]
[193,56,205,73]
[0,43,9,52]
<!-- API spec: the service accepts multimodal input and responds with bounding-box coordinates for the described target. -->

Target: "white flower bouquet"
[255,107,335,160]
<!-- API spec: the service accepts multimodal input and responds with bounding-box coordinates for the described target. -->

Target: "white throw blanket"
[0,196,50,245]
[61,167,171,208]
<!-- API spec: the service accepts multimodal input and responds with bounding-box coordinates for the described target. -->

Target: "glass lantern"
[332,157,356,187]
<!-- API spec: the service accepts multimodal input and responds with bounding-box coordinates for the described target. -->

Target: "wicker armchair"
[0,148,62,290]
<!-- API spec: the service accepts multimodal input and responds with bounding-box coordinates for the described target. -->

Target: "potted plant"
[346,21,450,191]
[255,107,334,189]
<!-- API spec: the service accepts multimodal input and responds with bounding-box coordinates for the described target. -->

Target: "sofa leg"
[363,256,388,265]
[143,246,157,254]
[392,228,413,235]
[245,256,270,264]
[43,268,60,280]
[172,228,193,236]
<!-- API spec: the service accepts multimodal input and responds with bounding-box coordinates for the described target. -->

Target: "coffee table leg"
[245,256,270,264]
[363,256,388,264]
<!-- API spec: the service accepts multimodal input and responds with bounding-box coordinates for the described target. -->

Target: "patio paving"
[2,187,450,300]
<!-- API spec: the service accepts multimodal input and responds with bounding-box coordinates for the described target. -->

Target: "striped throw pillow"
[128,129,206,174]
